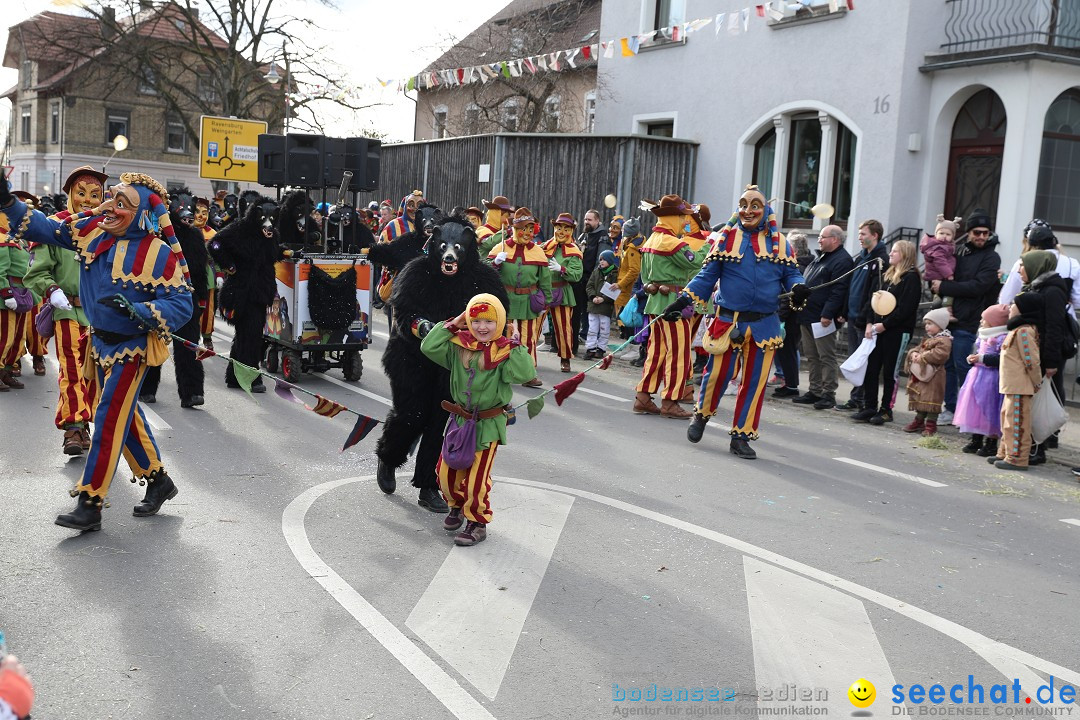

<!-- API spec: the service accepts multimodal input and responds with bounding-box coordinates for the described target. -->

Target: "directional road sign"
[199,115,267,182]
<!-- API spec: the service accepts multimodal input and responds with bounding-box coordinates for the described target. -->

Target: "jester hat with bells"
[112,172,191,288]
[450,293,516,368]
[709,185,794,266]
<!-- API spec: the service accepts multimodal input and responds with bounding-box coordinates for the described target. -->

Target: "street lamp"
[264,44,289,134]
[103,133,128,173]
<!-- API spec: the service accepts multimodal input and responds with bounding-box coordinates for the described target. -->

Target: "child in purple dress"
[920,214,962,308]
[955,303,1010,455]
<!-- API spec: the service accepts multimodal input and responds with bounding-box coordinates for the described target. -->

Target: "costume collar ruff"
[448,328,515,368]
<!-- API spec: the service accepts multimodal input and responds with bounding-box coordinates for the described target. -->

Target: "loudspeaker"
[286,133,324,187]
[324,137,382,192]
[257,134,287,187]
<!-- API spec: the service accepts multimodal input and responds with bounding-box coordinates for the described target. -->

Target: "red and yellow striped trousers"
[23,303,48,357]
[517,317,544,366]
[0,308,27,368]
[636,315,693,402]
[437,442,498,524]
[200,289,216,339]
[696,327,775,440]
[52,319,98,429]
[547,304,574,359]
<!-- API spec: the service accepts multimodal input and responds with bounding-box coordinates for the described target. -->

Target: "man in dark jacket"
[836,219,888,411]
[794,225,854,409]
[933,208,1001,415]
[572,208,610,352]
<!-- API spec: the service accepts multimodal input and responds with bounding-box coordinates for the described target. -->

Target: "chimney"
[100,7,116,40]
[139,0,153,11]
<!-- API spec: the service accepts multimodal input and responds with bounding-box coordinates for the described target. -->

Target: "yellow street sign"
[199,115,267,182]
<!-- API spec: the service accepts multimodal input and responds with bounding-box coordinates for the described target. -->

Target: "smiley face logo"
[848,678,876,708]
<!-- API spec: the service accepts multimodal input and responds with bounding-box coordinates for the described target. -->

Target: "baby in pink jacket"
[920,214,961,308]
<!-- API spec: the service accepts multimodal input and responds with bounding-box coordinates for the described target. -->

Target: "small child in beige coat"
[992,293,1043,471]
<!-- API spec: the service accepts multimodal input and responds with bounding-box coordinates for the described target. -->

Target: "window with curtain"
[1034,89,1080,230]
[752,128,776,196]
[784,117,822,226]
[831,125,857,224]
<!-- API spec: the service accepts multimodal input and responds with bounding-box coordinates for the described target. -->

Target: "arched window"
[944,88,1006,221]
[1035,89,1080,230]
[752,128,776,196]
[543,95,560,132]
[433,104,448,139]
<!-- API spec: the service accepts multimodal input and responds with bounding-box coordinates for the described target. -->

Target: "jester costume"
[377,190,424,302]
[0,173,193,530]
[674,186,807,459]
[487,207,552,384]
[476,196,513,256]
[542,212,584,372]
[0,215,33,390]
[22,166,109,454]
[420,293,535,546]
[634,195,703,418]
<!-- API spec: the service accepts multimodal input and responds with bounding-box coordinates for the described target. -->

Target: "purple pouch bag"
[548,287,564,307]
[442,413,478,470]
[35,301,55,338]
[529,290,548,314]
[11,287,34,314]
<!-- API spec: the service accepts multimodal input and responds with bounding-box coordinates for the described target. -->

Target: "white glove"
[547,259,562,273]
[493,251,508,266]
[50,287,72,310]
[216,276,225,290]
[3,297,16,311]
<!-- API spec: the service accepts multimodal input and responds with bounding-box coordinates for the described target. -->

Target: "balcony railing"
[941,0,1080,54]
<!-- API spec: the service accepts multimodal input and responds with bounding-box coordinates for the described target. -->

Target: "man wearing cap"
[477,196,513,256]
[488,207,553,386]
[193,196,222,352]
[932,208,1001,419]
[1,172,194,531]
[634,195,700,418]
[662,185,810,459]
[21,166,108,455]
[543,212,585,372]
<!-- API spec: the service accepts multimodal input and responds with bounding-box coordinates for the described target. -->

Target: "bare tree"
[422,0,603,136]
[18,0,378,144]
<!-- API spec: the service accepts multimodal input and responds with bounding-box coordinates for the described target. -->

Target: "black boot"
[377,459,396,494]
[1029,443,1047,466]
[729,435,757,460]
[977,436,998,457]
[962,434,984,454]
[133,471,178,517]
[55,491,103,532]
[418,486,448,512]
[687,413,707,443]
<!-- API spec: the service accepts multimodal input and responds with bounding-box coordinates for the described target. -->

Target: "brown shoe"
[660,399,693,419]
[680,385,695,403]
[522,377,543,388]
[633,391,661,415]
[2,370,24,389]
[922,420,938,436]
[10,360,21,377]
[0,374,8,392]
[32,355,45,376]
[79,426,92,450]
[454,521,487,546]
[560,359,571,373]
[443,508,464,531]
[63,428,84,456]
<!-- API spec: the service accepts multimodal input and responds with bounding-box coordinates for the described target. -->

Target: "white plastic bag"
[1031,378,1068,444]
[840,335,877,387]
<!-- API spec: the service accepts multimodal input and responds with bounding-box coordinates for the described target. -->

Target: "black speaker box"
[324,137,382,192]
[285,133,325,187]
[257,134,287,186]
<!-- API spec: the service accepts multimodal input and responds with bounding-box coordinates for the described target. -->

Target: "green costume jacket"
[639,227,700,315]
[486,239,553,320]
[24,244,89,325]
[421,323,535,450]
[542,238,584,307]
[0,240,31,301]
[478,229,504,257]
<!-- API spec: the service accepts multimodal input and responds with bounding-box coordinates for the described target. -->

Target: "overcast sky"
[0,0,510,143]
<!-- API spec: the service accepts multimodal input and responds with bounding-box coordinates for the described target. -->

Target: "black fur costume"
[325,204,375,254]
[142,201,210,404]
[208,197,278,389]
[373,216,508,494]
[365,203,443,272]
[277,190,322,251]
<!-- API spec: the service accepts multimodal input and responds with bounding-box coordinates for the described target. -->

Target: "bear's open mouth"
[441,260,459,276]
[262,226,274,238]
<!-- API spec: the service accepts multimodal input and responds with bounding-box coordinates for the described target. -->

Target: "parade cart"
[263,253,372,383]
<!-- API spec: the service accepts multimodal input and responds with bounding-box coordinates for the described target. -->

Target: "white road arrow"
[406,483,575,700]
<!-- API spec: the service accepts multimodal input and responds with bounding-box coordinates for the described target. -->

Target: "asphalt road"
[1,314,1078,720]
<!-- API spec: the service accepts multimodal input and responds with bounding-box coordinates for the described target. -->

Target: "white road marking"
[834,457,948,488]
[406,484,574,700]
[285,475,1079,720]
[576,386,630,403]
[1061,519,1080,527]
[744,556,897,715]
[138,403,171,431]
[282,476,497,720]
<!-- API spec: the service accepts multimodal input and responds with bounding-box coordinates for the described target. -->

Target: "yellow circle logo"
[848,678,876,708]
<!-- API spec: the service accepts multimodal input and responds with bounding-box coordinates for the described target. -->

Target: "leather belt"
[716,306,771,322]
[505,284,538,295]
[552,281,567,288]
[441,400,506,420]
[70,296,81,308]
[92,328,141,344]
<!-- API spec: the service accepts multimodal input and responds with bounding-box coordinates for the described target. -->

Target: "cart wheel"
[282,350,302,383]
[343,351,363,381]
[265,346,280,374]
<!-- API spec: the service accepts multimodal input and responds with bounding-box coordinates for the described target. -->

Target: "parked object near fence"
[377,133,698,224]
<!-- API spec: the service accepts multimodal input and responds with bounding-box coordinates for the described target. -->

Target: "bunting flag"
[526,395,545,419]
[728,11,740,34]
[620,37,636,57]
[275,379,303,404]
[549,51,562,71]
[741,7,751,30]
[537,54,548,71]
[307,394,348,419]
[341,413,380,452]
[523,57,537,73]
[671,24,681,41]
[599,354,613,370]
[564,48,579,69]
[716,13,726,35]
[553,372,586,406]
[756,4,766,16]
[232,362,262,399]
[500,61,511,79]
[582,45,592,60]
[602,41,615,58]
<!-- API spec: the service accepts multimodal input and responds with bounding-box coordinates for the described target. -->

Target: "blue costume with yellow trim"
[1,174,192,522]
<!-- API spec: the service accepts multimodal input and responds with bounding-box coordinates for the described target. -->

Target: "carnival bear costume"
[207,196,278,392]
[373,216,508,511]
